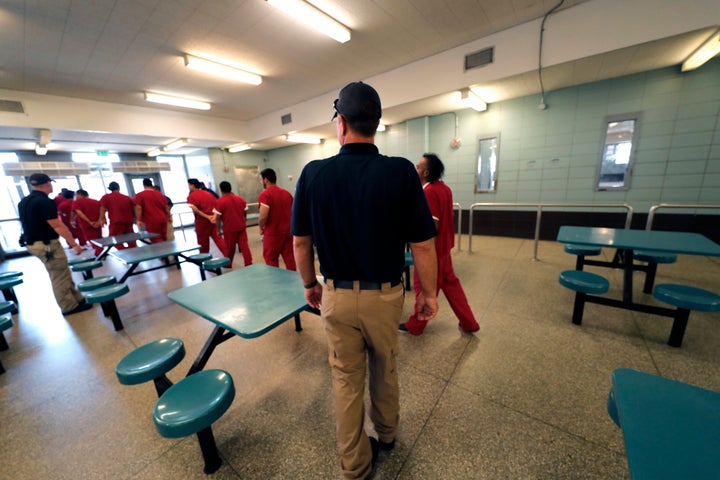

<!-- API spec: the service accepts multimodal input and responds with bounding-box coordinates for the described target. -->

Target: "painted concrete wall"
[218,59,719,213]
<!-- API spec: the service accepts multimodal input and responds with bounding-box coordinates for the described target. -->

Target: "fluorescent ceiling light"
[144,92,211,110]
[163,138,189,152]
[147,148,162,157]
[266,0,351,43]
[35,143,48,155]
[681,28,720,72]
[286,134,322,144]
[460,88,487,112]
[227,143,252,153]
[184,54,262,85]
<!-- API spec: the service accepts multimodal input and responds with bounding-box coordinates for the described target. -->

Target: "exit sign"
[96,150,109,156]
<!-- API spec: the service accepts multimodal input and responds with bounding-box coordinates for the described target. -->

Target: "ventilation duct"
[112,161,171,173]
[1,162,90,176]
[0,100,24,113]
[464,47,494,70]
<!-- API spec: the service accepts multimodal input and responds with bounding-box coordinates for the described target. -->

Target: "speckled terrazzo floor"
[2,229,719,479]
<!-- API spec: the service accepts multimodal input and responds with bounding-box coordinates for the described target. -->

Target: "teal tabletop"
[91,231,158,247]
[110,240,199,264]
[610,368,720,479]
[557,226,720,256]
[167,264,309,339]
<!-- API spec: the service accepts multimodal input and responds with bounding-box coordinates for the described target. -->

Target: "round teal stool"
[0,271,23,281]
[203,257,230,276]
[634,250,678,294]
[653,284,720,347]
[71,260,103,280]
[153,369,235,474]
[188,253,213,280]
[85,283,129,331]
[0,276,23,308]
[78,276,117,317]
[0,300,16,316]
[559,270,610,326]
[116,338,185,396]
[0,314,13,374]
[564,244,602,270]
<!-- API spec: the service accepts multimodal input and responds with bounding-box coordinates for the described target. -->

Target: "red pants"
[195,223,226,254]
[262,233,296,270]
[224,229,252,266]
[405,251,479,334]
[80,225,103,256]
[144,221,168,243]
[109,222,136,248]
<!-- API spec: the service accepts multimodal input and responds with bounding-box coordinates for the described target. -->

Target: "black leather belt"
[329,279,400,290]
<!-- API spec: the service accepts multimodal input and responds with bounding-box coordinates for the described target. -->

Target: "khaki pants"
[322,281,404,479]
[27,240,84,313]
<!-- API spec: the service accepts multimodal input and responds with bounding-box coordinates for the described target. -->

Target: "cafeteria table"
[167,264,319,376]
[110,240,200,283]
[91,231,159,260]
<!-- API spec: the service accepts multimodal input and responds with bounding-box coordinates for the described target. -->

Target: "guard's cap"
[332,82,382,121]
[29,173,53,185]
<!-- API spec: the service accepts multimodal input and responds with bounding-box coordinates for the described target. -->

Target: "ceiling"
[0,0,717,155]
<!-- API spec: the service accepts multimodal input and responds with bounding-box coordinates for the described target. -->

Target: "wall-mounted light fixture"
[184,54,262,85]
[35,144,48,155]
[266,0,351,43]
[286,134,322,144]
[144,92,211,110]
[460,88,487,112]
[227,143,252,153]
[163,138,189,152]
[146,148,162,157]
[682,28,720,72]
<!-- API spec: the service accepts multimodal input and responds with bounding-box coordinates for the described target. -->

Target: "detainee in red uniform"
[134,178,169,243]
[401,153,480,335]
[187,178,226,254]
[99,181,137,248]
[57,189,87,248]
[258,168,296,270]
[73,189,103,256]
[213,181,252,267]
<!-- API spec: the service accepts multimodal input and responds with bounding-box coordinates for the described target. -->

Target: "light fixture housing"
[286,134,322,144]
[376,124,387,132]
[681,28,720,72]
[144,92,211,110]
[163,138,189,152]
[35,144,48,155]
[184,54,262,85]
[227,143,252,153]
[147,148,162,157]
[266,0,351,43]
[460,88,488,112]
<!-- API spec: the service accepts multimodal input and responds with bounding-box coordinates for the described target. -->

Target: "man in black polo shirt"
[292,82,438,480]
[18,173,91,316]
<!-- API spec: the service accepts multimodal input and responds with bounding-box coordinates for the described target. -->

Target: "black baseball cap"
[29,173,53,185]
[332,81,382,121]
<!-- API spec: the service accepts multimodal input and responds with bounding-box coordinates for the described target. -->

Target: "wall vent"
[281,113,292,125]
[1,161,90,176]
[112,161,171,173]
[0,99,25,113]
[464,47,494,70]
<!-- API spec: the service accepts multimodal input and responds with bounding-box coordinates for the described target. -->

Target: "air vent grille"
[0,99,25,113]
[112,161,171,173]
[464,47,494,70]
[281,113,292,125]
[1,162,90,176]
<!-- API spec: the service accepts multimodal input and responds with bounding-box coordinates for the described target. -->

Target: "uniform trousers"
[143,221,168,243]
[26,240,85,313]
[404,250,479,334]
[322,281,404,479]
[80,225,103,256]
[262,233,296,270]
[195,222,226,254]
[108,222,137,248]
[223,229,252,266]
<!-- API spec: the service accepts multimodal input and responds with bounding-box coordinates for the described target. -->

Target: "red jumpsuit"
[58,199,87,246]
[215,193,252,266]
[100,190,136,248]
[188,189,226,254]
[74,196,103,256]
[135,189,168,243]
[404,181,479,334]
[258,185,296,270]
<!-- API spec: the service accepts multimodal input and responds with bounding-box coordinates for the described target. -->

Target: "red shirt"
[215,193,247,232]
[73,196,101,229]
[100,191,135,223]
[258,185,293,235]
[57,200,73,226]
[187,189,217,229]
[135,189,168,224]
[423,181,455,256]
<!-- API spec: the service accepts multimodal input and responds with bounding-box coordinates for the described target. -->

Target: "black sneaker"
[369,437,379,467]
[63,302,93,316]
[378,438,395,451]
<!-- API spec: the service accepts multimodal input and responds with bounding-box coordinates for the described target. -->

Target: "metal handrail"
[453,202,462,251]
[646,203,720,230]
[467,202,634,260]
